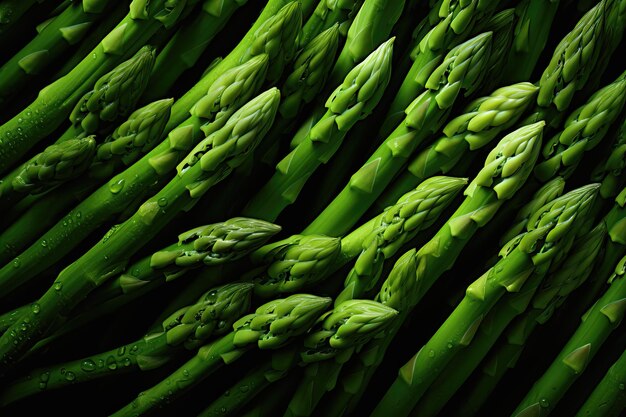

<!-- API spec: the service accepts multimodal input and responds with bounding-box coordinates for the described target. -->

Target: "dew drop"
[54,282,63,291]
[240,385,249,393]
[157,197,168,207]
[41,240,48,248]
[31,303,40,314]
[428,349,435,358]
[12,258,21,268]
[81,359,96,372]
[540,398,550,408]
[65,371,76,381]
[109,179,125,194]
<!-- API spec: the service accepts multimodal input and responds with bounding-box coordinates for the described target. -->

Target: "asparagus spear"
[534,71,626,182]
[500,0,560,83]
[200,299,398,417]
[321,121,545,416]
[245,176,466,299]
[0,0,50,37]
[575,348,626,417]
[0,218,280,335]
[411,219,607,417]
[111,294,331,416]
[591,116,626,200]
[373,184,598,417]
[298,0,363,47]
[0,0,114,106]
[304,32,493,236]
[0,0,200,175]
[379,0,500,136]
[0,54,269,296]
[456,189,626,416]
[142,0,249,101]
[477,8,517,94]
[65,44,157,138]
[0,282,257,405]
[0,88,281,370]
[242,37,394,221]
[164,0,302,132]
[499,177,566,246]
[512,253,626,417]
[372,82,539,214]
[0,136,96,210]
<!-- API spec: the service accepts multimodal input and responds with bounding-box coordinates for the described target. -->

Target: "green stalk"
[288,0,407,150]
[0,54,269,296]
[534,71,626,182]
[0,0,114,105]
[242,38,394,221]
[163,0,301,133]
[373,185,598,417]
[379,0,500,137]
[512,254,626,417]
[0,282,255,405]
[500,0,560,83]
[298,0,364,47]
[575,349,626,417]
[111,294,331,417]
[0,0,199,175]
[246,176,466,299]
[411,221,607,417]
[591,116,626,200]
[320,121,545,416]
[476,8,517,94]
[372,82,539,214]
[201,299,398,417]
[53,2,130,78]
[456,191,626,416]
[142,0,248,101]
[0,88,281,370]
[303,32,493,236]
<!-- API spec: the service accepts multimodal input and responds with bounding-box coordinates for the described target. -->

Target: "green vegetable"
[298,0,363,48]
[0,54,269,296]
[320,121,545,416]
[142,0,249,101]
[0,0,113,105]
[591,116,626,200]
[304,32,493,236]
[111,294,331,417]
[575,349,626,417]
[512,252,626,417]
[242,37,394,221]
[410,218,607,417]
[0,282,255,405]
[0,88,281,370]
[0,0,198,175]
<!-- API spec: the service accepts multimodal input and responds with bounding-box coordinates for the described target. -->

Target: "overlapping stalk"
[0,88,281,370]
[320,122,546,416]
[304,32,493,236]
[0,0,201,174]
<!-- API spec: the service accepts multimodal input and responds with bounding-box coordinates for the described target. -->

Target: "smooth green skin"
[0,89,280,370]
[304,32,493,236]
[576,349,626,417]
[54,3,129,79]
[500,0,560,83]
[0,55,270,296]
[0,282,254,406]
[0,0,113,102]
[378,0,500,137]
[0,0,198,175]
[512,255,626,417]
[0,0,41,36]
[143,0,247,101]
[112,295,331,417]
[242,38,394,221]
[412,221,607,417]
[374,249,540,417]
[320,122,545,416]
[298,0,363,48]
[163,0,300,134]
[372,82,539,214]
